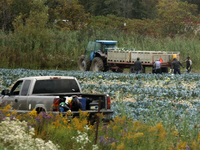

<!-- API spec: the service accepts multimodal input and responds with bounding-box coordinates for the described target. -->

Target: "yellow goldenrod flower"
[28,109,37,116]
[111,142,116,148]
[11,110,17,116]
[177,141,187,150]
[117,142,126,150]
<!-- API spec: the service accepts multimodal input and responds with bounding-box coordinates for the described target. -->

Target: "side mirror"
[1,90,10,95]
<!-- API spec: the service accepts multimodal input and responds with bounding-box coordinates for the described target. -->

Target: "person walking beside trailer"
[154,59,161,74]
[134,57,143,74]
[172,58,184,74]
[182,57,192,73]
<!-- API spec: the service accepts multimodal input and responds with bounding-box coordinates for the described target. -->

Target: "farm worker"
[153,59,161,74]
[182,57,192,73]
[172,58,184,74]
[134,57,143,74]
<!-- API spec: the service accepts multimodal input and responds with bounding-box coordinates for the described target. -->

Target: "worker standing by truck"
[172,58,184,74]
[134,57,143,74]
[154,59,161,74]
[182,57,192,73]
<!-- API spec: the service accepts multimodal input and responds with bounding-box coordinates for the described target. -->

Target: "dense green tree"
[0,0,13,31]
[180,0,200,14]
[12,0,50,42]
[45,0,60,27]
[55,0,89,30]
[156,0,199,36]
[0,0,33,31]
[78,0,91,13]
[131,0,146,19]
[79,0,150,19]
[142,0,159,19]
[88,0,107,16]
[10,0,31,17]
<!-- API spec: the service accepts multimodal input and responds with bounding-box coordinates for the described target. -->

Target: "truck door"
[8,80,31,111]
[6,80,23,110]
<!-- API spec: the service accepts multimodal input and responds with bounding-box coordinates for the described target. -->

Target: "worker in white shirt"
[154,59,161,74]
[182,57,192,73]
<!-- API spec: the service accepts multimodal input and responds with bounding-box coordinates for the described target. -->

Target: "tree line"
[79,0,200,20]
[0,0,200,37]
[0,0,200,70]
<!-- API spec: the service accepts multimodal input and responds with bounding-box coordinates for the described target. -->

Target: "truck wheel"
[78,55,91,71]
[36,108,45,114]
[91,57,104,72]
[130,66,135,73]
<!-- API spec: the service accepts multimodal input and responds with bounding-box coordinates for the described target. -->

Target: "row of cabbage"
[1,68,200,131]
[1,68,200,100]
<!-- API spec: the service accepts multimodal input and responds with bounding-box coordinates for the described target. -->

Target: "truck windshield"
[32,79,80,94]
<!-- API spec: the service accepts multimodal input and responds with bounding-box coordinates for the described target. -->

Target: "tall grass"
[0,29,199,70]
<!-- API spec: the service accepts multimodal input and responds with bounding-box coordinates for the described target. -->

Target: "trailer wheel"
[91,57,104,72]
[130,66,135,73]
[78,55,91,71]
[116,69,124,73]
[112,69,116,72]
[141,67,145,73]
[112,68,123,73]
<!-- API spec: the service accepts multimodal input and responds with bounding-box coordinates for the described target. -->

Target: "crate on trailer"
[131,51,141,63]
[107,50,127,62]
[107,50,116,61]
[131,51,152,63]
[119,51,127,62]
[143,52,151,63]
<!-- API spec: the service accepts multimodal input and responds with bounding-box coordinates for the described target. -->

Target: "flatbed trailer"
[107,50,180,73]
[78,40,181,73]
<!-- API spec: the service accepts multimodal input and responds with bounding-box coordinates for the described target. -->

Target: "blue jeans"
[174,68,181,74]
[135,70,141,74]
[156,68,161,74]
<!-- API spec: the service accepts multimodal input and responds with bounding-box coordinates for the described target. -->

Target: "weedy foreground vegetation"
[1,69,200,149]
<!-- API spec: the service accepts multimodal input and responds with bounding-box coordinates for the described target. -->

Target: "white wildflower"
[0,117,60,150]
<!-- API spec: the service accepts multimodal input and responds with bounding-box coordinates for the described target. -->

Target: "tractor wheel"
[78,55,91,71]
[129,66,135,73]
[91,57,104,72]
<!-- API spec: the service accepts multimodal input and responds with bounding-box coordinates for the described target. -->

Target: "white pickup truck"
[0,76,113,122]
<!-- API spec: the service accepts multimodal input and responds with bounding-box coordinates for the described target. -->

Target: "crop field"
[1,68,200,149]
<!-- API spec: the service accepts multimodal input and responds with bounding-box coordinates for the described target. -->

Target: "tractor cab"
[96,40,117,54]
[84,40,117,61]
[79,40,117,72]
